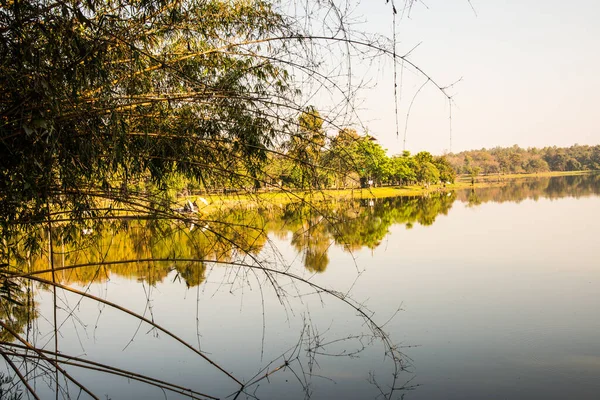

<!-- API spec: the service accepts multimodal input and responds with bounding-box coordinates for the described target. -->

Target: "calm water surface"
[4,175,600,399]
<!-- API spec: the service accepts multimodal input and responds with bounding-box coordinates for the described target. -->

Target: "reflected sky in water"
[327,196,600,399]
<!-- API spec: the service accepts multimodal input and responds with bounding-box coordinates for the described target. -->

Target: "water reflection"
[8,192,456,285]
[0,274,35,343]
[2,174,599,399]
[460,173,600,205]
[8,174,600,283]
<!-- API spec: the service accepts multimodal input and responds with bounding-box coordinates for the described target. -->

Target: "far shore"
[191,170,596,211]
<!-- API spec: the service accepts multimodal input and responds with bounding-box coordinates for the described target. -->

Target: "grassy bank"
[457,170,590,183]
[187,170,595,211]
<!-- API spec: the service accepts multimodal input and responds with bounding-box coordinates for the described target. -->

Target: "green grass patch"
[181,170,596,212]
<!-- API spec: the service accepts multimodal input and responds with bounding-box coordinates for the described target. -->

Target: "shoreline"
[197,170,596,209]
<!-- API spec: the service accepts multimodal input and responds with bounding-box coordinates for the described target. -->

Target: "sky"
[333,0,600,155]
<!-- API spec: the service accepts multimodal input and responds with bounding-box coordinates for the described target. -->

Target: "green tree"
[324,128,361,188]
[434,156,456,183]
[389,154,416,184]
[463,154,480,183]
[414,151,440,185]
[524,157,550,173]
[285,106,327,188]
[356,138,390,186]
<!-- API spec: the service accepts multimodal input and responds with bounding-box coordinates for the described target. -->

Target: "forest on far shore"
[446,144,600,176]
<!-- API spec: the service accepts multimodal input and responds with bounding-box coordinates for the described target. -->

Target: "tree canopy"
[1,0,299,222]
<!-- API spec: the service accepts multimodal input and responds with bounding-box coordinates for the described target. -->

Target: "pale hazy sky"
[341,0,600,155]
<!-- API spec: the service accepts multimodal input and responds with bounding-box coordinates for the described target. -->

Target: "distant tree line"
[445,144,600,176]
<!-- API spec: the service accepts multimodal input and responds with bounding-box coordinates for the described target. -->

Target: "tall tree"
[285,106,327,188]
[324,128,361,188]
[414,151,440,185]
[434,156,456,183]
[356,138,390,186]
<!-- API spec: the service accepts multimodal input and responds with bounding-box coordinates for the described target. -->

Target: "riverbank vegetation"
[132,134,600,201]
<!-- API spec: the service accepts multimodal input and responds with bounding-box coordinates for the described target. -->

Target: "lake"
[2,174,600,399]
